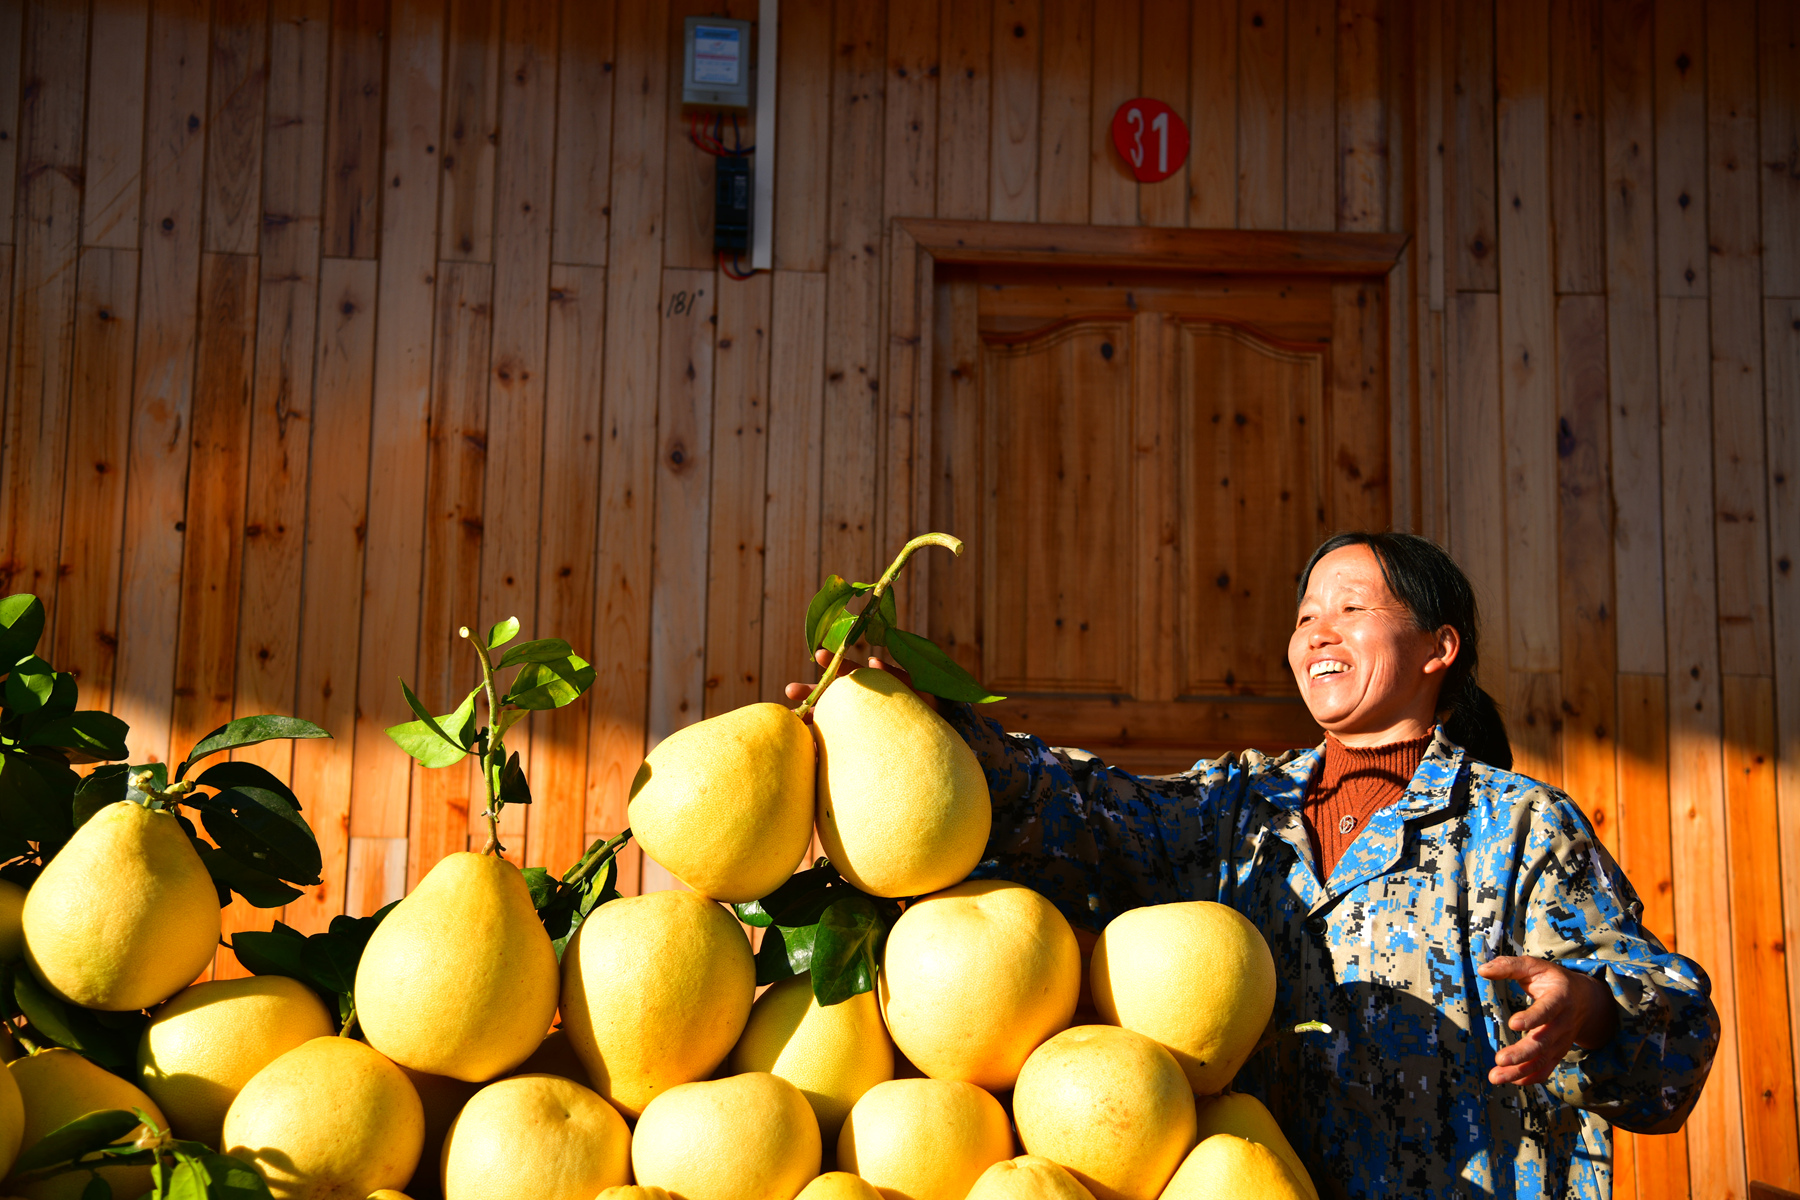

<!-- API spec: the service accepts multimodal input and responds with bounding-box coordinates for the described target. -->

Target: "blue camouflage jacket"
[944,707,1720,1200]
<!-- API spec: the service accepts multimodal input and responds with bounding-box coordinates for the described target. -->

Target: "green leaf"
[229,924,311,981]
[804,577,857,655]
[754,923,816,986]
[496,638,573,669]
[177,716,331,781]
[196,787,322,883]
[810,894,887,1006]
[0,594,46,670]
[126,761,169,806]
[300,932,365,996]
[505,654,593,710]
[197,846,304,908]
[5,656,58,714]
[885,629,1006,703]
[73,765,130,828]
[876,588,898,629]
[195,762,300,809]
[81,1174,112,1200]
[497,751,532,806]
[487,617,521,650]
[521,866,558,911]
[166,1158,210,1200]
[821,612,858,655]
[732,863,842,929]
[386,683,479,768]
[21,710,130,762]
[9,1109,141,1175]
[0,748,76,844]
[194,1153,276,1200]
[9,969,143,1071]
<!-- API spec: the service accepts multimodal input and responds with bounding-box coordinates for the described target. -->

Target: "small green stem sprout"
[461,626,507,856]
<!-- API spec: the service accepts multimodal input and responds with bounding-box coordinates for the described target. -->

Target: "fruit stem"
[794,533,964,717]
[563,828,634,885]
[339,999,359,1038]
[462,627,506,856]
[1292,1020,1334,1034]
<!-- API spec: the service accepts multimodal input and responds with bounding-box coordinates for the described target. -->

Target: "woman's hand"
[1477,956,1621,1086]
[783,648,933,712]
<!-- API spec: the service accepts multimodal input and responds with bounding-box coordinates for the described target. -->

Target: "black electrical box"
[715,155,751,254]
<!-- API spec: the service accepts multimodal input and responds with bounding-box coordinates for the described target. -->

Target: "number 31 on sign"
[1110,97,1189,184]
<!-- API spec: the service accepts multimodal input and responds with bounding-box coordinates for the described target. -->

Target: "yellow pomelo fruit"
[595,1189,672,1200]
[0,881,24,962]
[1011,1026,1195,1200]
[1159,1135,1309,1200]
[728,972,894,1143]
[513,1029,593,1089]
[793,1174,882,1200]
[629,703,815,902]
[355,852,560,1082]
[966,1157,1097,1200]
[879,881,1079,1090]
[1192,1094,1316,1200]
[137,974,336,1146]
[631,1073,820,1200]
[21,802,220,1011]
[399,1066,480,1200]
[0,1062,18,1179]
[222,1036,424,1200]
[368,1192,415,1200]
[836,1078,1013,1200]
[5,1048,167,1200]
[561,889,754,1119]
[441,1074,630,1200]
[1090,902,1274,1096]
[811,669,990,898]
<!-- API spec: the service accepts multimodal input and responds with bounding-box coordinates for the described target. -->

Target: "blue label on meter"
[694,26,741,86]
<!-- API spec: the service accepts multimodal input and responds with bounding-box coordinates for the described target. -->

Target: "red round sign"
[1110,97,1190,183]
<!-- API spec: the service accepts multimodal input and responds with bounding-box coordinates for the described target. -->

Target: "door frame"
[879,218,1411,630]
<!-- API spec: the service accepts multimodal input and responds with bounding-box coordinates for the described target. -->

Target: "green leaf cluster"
[734,861,901,1007]
[9,1107,273,1200]
[229,905,398,1030]
[800,577,1003,704]
[521,829,631,959]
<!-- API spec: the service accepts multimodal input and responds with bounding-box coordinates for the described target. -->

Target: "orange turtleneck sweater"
[1303,731,1434,878]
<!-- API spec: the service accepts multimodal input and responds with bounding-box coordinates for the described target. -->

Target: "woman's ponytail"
[1297,532,1514,769]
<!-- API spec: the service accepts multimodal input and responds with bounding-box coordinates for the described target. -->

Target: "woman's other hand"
[1477,956,1621,1086]
[783,648,933,712]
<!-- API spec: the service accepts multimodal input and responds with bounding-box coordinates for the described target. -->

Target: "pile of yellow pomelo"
[0,668,1316,1200]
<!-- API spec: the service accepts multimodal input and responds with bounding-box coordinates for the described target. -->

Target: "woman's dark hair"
[1294,532,1513,769]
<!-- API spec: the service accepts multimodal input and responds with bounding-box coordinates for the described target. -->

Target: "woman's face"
[1287,544,1459,743]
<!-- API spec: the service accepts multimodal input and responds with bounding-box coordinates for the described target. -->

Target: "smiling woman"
[804,532,1722,1200]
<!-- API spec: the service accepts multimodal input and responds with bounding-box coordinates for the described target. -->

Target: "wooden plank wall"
[0,1,1794,1191]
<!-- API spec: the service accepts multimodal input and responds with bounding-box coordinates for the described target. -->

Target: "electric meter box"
[682,17,753,110]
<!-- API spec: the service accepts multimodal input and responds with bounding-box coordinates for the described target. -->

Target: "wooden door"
[928,265,1391,774]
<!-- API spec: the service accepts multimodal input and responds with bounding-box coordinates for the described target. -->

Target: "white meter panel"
[683,17,752,110]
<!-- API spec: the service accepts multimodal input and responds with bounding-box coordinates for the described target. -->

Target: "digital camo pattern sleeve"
[1505,782,1721,1133]
[941,703,1223,932]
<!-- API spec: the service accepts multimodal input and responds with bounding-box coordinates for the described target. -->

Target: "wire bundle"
[689,113,757,280]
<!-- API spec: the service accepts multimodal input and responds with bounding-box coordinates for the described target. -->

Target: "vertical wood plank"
[1494,0,1558,673]
[1,1,86,606]
[1327,280,1390,533]
[1236,0,1283,230]
[344,836,407,917]
[819,0,884,584]
[1188,0,1235,228]
[410,261,493,879]
[990,0,1040,222]
[114,0,211,762]
[587,0,670,877]
[760,270,827,701]
[49,248,137,699]
[1615,672,1690,1198]
[1603,0,1664,678]
[1132,312,1176,702]
[439,0,502,262]
[1660,293,1744,1200]
[1284,0,1335,231]
[1767,299,1800,1195]
[527,264,605,872]
[82,0,148,248]
[204,0,269,257]
[884,0,939,220]
[776,0,833,268]
[1505,670,1562,787]
[880,227,921,597]
[1722,675,1800,1191]
[0,0,20,245]
[1446,0,1496,289]
[936,0,993,222]
[1038,0,1091,225]
[323,0,387,258]
[1138,0,1189,228]
[1555,294,1616,849]
[1334,0,1384,232]
[1761,1,1800,296]
[663,0,725,271]
[1421,0,1445,309]
[351,0,445,840]
[234,0,330,784]
[284,256,378,935]
[705,273,773,718]
[1445,293,1509,690]
[551,0,615,267]
[1549,0,1602,293]
[1706,0,1768,677]
[1088,0,1139,227]
[1652,0,1705,297]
